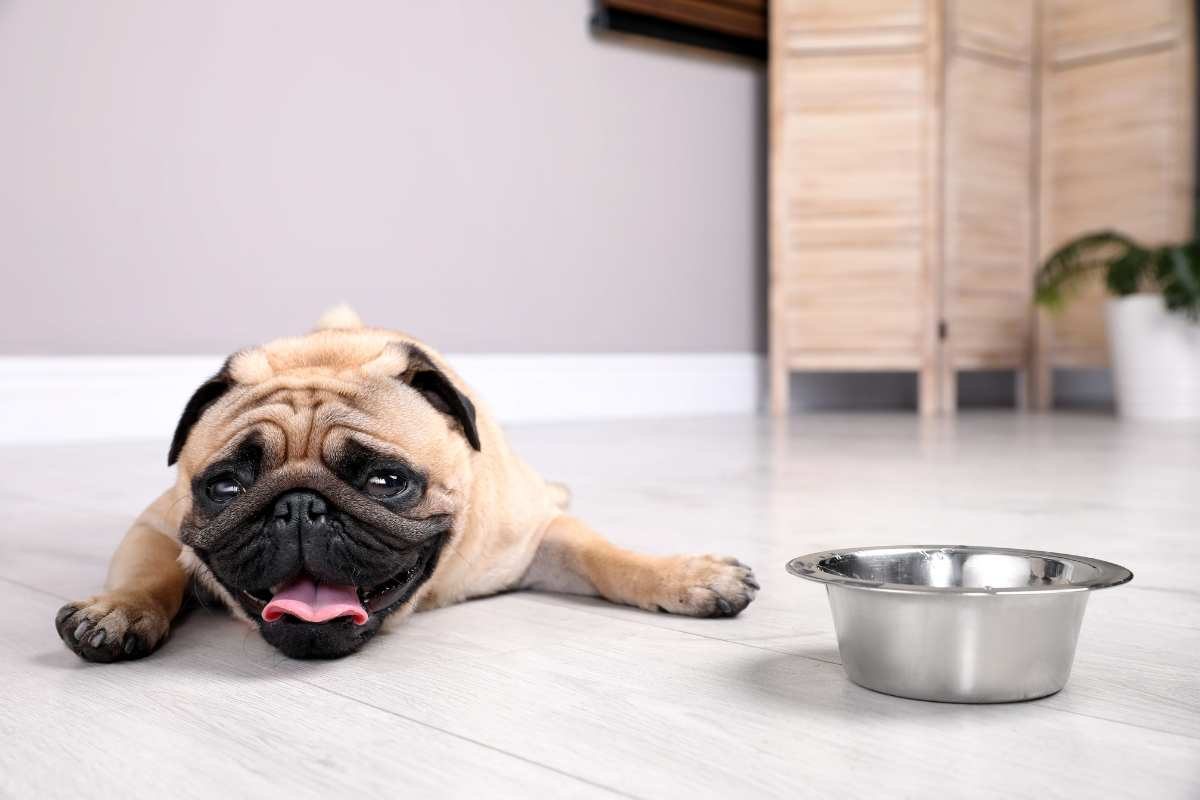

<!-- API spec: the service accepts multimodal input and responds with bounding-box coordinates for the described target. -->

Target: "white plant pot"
[1106,296,1200,419]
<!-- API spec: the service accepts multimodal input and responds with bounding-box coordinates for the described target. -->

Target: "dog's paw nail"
[89,629,107,648]
[73,620,93,641]
[715,597,733,616]
[55,604,80,627]
[744,575,761,590]
[123,635,140,655]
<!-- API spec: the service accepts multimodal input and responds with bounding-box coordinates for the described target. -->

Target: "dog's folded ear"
[168,364,233,466]
[399,347,481,452]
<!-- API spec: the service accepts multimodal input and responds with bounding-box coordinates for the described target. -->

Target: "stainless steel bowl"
[787,546,1132,703]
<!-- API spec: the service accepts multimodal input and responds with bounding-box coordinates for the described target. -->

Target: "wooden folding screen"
[769,0,1194,413]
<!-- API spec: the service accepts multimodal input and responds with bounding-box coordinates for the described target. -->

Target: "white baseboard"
[0,355,1114,444]
[0,354,765,444]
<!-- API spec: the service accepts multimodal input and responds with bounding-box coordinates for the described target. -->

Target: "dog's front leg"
[521,514,759,617]
[54,491,188,662]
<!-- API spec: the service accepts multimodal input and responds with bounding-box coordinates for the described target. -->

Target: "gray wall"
[0,0,764,355]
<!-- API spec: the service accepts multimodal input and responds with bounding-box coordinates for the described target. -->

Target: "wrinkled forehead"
[211,380,443,466]
[180,342,463,484]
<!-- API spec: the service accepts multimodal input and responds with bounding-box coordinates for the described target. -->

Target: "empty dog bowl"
[787,546,1132,703]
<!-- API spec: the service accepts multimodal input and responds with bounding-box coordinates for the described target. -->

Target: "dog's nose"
[272,491,328,526]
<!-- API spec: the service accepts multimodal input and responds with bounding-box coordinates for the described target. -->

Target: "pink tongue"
[262,575,368,626]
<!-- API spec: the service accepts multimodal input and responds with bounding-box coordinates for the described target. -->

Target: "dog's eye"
[206,475,244,504]
[365,470,409,499]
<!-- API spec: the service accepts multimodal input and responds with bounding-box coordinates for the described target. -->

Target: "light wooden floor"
[1,414,1197,798]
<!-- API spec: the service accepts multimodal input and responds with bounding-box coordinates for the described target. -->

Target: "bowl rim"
[786,545,1133,596]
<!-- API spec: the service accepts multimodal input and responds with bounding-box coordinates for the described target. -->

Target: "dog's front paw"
[54,591,170,663]
[654,554,759,618]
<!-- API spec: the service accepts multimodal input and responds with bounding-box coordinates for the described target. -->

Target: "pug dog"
[54,307,758,661]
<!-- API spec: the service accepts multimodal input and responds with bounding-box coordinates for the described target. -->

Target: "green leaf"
[1034,230,1144,310]
[1105,246,1151,296]
[1159,244,1200,320]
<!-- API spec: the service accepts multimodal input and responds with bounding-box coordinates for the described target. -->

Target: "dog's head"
[170,308,481,659]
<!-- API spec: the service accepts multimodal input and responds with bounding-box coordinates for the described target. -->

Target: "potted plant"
[1035,230,1200,419]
